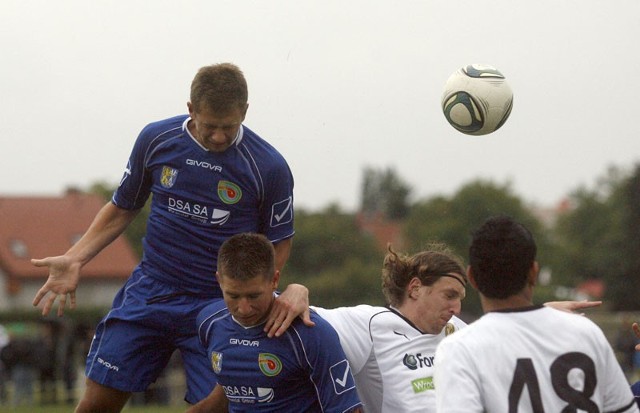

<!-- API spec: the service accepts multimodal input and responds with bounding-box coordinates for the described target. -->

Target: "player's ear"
[466,266,478,289]
[271,270,280,290]
[215,271,221,284]
[407,277,422,299]
[528,261,540,287]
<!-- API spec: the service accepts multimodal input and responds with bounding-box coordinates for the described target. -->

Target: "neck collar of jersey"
[490,304,543,314]
[183,117,244,151]
[388,305,429,334]
[230,291,278,330]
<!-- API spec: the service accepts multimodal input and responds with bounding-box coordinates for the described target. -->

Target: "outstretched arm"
[544,300,602,315]
[263,238,315,337]
[31,202,140,316]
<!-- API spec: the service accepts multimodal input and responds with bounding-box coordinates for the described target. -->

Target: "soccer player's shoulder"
[140,114,188,136]
[293,310,341,339]
[448,315,468,330]
[196,299,228,326]
[241,126,288,163]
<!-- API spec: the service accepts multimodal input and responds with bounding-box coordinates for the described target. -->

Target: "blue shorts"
[85,267,221,403]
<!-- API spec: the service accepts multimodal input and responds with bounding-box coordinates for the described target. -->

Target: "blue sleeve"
[300,313,362,412]
[111,123,157,210]
[259,154,294,242]
[196,300,227,348]
[632,381,640,408]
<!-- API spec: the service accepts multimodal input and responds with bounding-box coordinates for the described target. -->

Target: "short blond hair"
[190,63,248,113]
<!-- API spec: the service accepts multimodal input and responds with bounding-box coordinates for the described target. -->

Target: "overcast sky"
[2,0,639,211]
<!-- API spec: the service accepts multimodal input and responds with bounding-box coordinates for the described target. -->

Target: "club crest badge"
[217,180,242,204]
[258,353,282,377]
[160,166,178,188]
[211,352,222,373]
[444,323,456,336]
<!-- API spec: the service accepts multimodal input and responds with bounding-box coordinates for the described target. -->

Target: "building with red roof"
[0,191,137,310]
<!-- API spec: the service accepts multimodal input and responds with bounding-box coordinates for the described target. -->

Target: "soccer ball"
[441,64,513,136]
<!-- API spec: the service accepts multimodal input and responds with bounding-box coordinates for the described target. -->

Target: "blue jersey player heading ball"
[192,233,363,413]
[31,63,310,412]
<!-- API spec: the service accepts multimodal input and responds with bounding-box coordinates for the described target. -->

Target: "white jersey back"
[313,304,466,413]
[434,305,639,412]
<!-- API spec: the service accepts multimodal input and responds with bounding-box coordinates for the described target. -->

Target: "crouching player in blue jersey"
[30,63,310,412]
[192,233,363,413]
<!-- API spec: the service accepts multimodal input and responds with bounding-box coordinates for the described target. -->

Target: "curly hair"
[381,242,466,307]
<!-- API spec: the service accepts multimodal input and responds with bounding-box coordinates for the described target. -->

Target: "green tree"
[404,180,544,256]
[402,179,552,315]
[285,204,384,307]
[552,164,640,310]
[360,166,412,220]
[88,181,148,258]
[553,189,624,286]
[608,164,640,310]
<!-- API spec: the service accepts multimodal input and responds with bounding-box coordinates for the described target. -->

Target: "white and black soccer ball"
[441,64,513,136]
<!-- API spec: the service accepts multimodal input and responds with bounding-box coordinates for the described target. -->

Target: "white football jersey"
[313,304,466,413]
[435,305,639,413]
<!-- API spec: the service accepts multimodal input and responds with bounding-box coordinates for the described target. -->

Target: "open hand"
[264,283,315,337]
[31,255,81,317]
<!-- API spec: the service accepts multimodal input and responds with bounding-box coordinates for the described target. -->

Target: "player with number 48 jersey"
[435,306,638,412]
[435,216,638,412]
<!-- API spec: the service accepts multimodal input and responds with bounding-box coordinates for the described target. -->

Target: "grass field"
[0,404,188,413]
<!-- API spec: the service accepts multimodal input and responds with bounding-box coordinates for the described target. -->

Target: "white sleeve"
[435,335,484,413]
[311,305,376,374]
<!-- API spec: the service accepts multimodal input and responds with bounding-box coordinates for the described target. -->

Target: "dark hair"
[381,242,466,307]
[217,233,274,281]
[468,215,537,299]
[190,63,248,113]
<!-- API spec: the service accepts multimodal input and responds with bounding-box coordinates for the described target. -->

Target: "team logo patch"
[270,197,293,227]
[119,160,132,187]
[403,354,418,370]
[160,166,178,188]
[257,388,275,403]
[444,323,456,336]
[330,360,355,394]
[258,353,282,377]
[217,180,242,204]
[211,209,231,225]
[411,377,435,393]
[211,352,222,373]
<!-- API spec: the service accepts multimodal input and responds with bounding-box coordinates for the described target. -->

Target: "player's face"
[415,274,466,334]
[187,103,247,152]
[218,272,278,327]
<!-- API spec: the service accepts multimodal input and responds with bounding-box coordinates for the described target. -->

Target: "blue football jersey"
[112,116,294,294]
[197,301,362,412]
